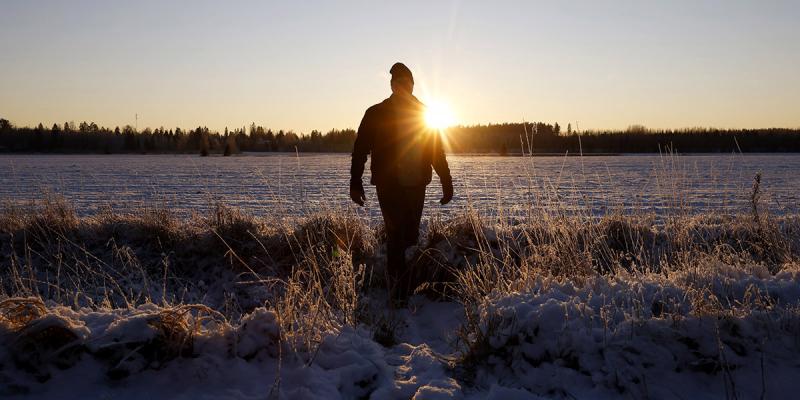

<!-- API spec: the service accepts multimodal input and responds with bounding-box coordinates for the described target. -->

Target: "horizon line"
[3,118,800,135]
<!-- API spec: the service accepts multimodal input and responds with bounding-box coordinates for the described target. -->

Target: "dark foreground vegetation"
[2,196,798,312]
[1,192,799,397]
[2,118,799,155]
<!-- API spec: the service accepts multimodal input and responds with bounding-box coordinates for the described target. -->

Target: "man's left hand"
[440,177,453,205]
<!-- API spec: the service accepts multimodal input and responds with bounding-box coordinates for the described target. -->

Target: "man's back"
[351,94,450,188]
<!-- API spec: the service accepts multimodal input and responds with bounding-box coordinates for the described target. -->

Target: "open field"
[1,186,799,398]
[2,153,800,219]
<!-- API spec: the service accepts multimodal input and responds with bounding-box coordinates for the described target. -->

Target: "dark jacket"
[351,94,451,187]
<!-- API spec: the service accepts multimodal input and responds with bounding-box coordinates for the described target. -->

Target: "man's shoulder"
[365,98,392,115]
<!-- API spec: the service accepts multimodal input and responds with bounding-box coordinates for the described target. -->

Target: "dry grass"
[0,199,379,358]
[269,213,372,353]
[1,186,799,384]
[0,297,47,331]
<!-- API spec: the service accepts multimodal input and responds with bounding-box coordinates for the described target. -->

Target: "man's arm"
[431,132,453,204]
[350,108,374,205]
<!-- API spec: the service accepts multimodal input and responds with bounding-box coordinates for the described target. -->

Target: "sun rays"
[424,100,456,130]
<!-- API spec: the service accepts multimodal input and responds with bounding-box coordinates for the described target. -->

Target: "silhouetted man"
[350,62,453,302]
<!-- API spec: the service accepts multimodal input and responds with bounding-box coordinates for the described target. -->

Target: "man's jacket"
[351,94,451,188]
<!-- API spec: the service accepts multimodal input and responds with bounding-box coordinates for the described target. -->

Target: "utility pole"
[135,113,138,132]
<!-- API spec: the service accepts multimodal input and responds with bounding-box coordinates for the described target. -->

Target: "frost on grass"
[1,198,800,398]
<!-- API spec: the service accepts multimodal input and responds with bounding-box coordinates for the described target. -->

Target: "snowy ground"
[2,153,800,218]
[3,273,800,399]
[2,201,800,399]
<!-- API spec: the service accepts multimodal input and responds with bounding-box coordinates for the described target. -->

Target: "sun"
[424,100,456,130]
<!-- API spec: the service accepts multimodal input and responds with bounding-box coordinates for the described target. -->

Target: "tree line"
[0,119,356,155]
[1,118,798,155]
[446,123,800,154]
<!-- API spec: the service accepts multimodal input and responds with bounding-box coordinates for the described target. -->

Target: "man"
[350,62,453,301]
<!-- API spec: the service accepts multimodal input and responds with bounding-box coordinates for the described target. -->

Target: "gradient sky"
[2,1,799,133]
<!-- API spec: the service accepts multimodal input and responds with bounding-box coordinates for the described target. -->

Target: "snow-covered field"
[1,153,799,217]
[1,154,800,399]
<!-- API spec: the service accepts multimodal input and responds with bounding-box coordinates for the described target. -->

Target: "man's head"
[390,62,414,97]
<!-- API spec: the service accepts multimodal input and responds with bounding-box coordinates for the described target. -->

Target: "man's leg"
[399,185,427,294]
[375,185,407,301]
[377,184,429,301]
[402,185,427,246]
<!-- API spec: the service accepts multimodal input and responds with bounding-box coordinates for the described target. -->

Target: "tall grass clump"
[267,211,375,353]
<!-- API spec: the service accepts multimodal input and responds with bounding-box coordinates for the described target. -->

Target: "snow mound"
[461,274,800,399]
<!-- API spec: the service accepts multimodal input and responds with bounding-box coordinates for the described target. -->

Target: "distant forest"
[1,118,798,155]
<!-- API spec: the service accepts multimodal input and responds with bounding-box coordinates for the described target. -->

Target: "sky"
[1,0,799,133]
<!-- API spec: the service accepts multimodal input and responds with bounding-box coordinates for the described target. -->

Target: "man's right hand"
[350,180,366,206]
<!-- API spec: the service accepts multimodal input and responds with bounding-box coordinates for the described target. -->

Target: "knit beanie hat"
[390,62,414,83]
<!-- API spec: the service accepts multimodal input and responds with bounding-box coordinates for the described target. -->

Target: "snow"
[1,153,799,218]
[461,275,800,399]
[3,263,799,399]
[2,153,800,398]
